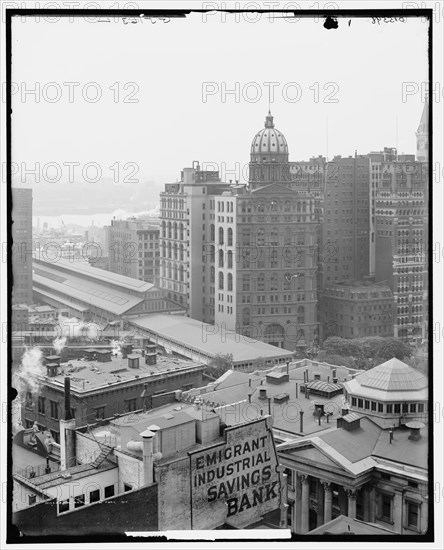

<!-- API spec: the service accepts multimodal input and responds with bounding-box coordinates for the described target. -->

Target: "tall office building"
[12,187,33,305]
[320,155,371,290]
[107,218,160,284]
[159,113,319,351]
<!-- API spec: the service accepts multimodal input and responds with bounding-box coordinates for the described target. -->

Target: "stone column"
[300,474,310,534]
[420,497,428,534]
[317,479,325,526]
[347,489,357,519]
[362,484,371,522]
[368,483,376,523]
[323,481,332,523]
[393,491,403,533]
[293,473,302,534]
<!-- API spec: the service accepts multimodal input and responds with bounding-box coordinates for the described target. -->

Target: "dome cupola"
[250,111,289,163]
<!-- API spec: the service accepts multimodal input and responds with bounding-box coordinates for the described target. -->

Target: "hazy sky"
[11,11,429,214]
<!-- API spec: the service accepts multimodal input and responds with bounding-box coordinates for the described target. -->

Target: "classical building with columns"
[277,358,429,535]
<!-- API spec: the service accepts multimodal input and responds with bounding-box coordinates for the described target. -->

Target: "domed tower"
[249,111,291,188]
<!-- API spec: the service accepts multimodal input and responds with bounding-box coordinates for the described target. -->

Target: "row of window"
[350,396,426,414]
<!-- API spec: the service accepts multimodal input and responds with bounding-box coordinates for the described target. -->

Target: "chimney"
[145,344,157,365]
[64,377,72,420]
[121,343,132,359]
[248,378,252,387]
[295,382,298,398]
[332,369,337,378]
[128,354,140,369]
[389,428,394,444]
[286,361,290,374]
[258,388,267,400]
[299,411,304,433]
[333,377,338,384]
[248,394,252,403]
[140,429,154,485]
[267,397,271,415]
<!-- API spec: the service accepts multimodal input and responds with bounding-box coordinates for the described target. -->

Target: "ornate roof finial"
[265,111,274,128]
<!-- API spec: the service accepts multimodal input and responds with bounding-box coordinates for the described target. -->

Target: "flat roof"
[42,353,204,393]
[34,256,154,293]
[130,314,293,364]
[186,363,352,437]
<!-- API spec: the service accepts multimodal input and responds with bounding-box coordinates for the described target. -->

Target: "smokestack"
[140,429,154,485]
[299,411,304,433]
[64,377,72,420]
[267,397,271,415]
[295,382,298,398]
[248,394,252,403]
[249,378,252,387]
[332,369,337,378]
[259,388,267,400]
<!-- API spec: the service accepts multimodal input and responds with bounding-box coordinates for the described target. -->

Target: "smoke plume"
[12,347,45,397]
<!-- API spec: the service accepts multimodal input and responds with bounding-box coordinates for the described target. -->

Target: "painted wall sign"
[189,417,281,529]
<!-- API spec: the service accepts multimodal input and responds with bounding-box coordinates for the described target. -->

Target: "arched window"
[179,244,184,261]
[218,272,224,290]
[173,222,178,240]
[162,221,166,238]
[227,250,233,268]
[168,222,172,238]
[270,200,278,212]
[161,242,166,258]
[168,262,172,278]
[218,249,224,268]
[179,223,184,240]
[219,227,224,245]
[210,224,215,241]
[210,266,215,283]
[227,273,233,291]
[210,245,215,263]
[228,228,233,247]
[179,265,184,282]
[168,242,172,259]
[284,200,291,212]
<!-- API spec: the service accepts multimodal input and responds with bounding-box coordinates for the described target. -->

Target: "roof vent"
[406,421,425,441]
[337,412,361,431]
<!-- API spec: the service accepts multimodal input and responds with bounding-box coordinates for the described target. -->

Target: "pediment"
[280,442,349,474]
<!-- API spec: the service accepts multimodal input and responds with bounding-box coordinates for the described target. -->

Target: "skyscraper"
[11,187,33,305]
[159,113,319,351]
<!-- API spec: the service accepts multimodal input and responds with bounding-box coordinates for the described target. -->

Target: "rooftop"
[309,515,396,535]
[33,261,148,316]
[42,353,204,393]
[33,256,154,293]
[130,314,294,364]
[356,358,428,391]
[182,361,360,438]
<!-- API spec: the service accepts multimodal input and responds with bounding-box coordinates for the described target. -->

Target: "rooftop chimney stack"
[259,388,267,400]
[145,344,157,365]
[64,377,72,420]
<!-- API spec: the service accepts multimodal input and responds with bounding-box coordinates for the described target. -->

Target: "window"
[89,489,100,503]
[371,401,377,411]
[50,400,59,420]
[394,404,401,414]
[228,228,233,246]
[95,406,106,419]
[28,494,37,505]
[408,481,418,488]
[407,501,419,529]
[38,397,46,415]
[218,272,224,290]
[358,399,363,408]
[378,403,383,413]
[124,484,132,492]
[74,494,85,508]
[364,400,370,410]
[104,485,115,499]
[386,404,393,413]
[402,403,409,413]
[380,494,392,522]
[25,392,33,409]
[58,499,70,513]
[418,403,424,413]
[410,403,417,413]
[125,400,137,413]
[351,397,357,407]
[381,473,390,480]
[227,273,233,291]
